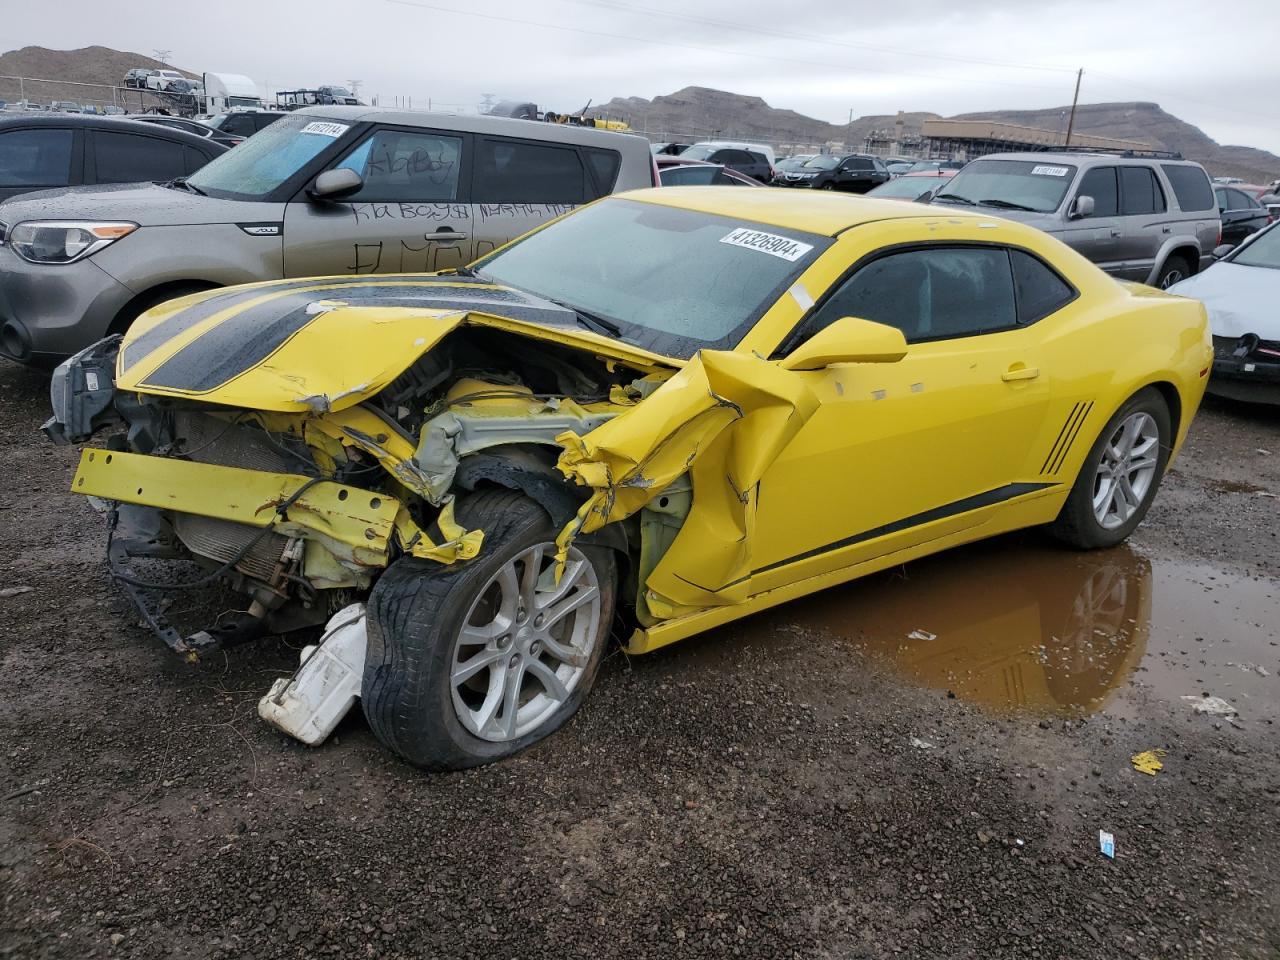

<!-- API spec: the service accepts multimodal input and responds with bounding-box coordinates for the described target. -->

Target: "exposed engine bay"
[54,325,674,655]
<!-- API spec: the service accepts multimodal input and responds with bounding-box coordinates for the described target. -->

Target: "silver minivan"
[930,152,1220,288]
[0,106,656,364]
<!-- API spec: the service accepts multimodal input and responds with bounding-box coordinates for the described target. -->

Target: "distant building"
[862,111,925,158]
[921,119,1150,161]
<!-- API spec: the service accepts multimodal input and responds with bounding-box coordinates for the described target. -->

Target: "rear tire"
[1155,254,1191,289]
[1049,388,1171,549]
[361,490,616,770]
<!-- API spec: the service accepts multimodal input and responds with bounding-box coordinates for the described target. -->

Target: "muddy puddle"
[732,534,1279,720]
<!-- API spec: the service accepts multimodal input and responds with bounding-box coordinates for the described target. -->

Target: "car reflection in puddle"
[732,533,1278,719]
[773,538,1150,714]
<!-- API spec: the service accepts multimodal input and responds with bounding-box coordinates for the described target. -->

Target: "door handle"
[1109,229,1122,238]
[429,230,467,241]
[1002,364,1040,382]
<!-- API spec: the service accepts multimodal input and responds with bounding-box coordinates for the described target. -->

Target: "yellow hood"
[115,274,677,412]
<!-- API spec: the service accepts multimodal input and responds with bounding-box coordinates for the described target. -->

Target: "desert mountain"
[0,45,198,110]
[591,86,1279,182]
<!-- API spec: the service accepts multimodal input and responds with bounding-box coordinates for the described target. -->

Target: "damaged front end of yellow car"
[44,276,657,653]
[45,273,833,765]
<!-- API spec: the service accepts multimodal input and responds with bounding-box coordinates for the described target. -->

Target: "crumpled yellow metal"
[394,499,484,563]
[554,350,819,608]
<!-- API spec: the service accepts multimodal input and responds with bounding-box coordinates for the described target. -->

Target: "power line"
[384,0,1070,96]
[561,0,1078,76]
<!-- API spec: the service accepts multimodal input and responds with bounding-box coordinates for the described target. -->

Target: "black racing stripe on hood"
[136,281,574,394]
[119,275,502,374]
[140,293,325,392]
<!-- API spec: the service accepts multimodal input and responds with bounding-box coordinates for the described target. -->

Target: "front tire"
[1049,388,1171,549]
[361,491,616,770]
[1155,254,1191,289]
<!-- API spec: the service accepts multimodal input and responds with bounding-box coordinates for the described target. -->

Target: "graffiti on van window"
[351,203,469,224]
[477,203,576,221]
[367,145,456,185]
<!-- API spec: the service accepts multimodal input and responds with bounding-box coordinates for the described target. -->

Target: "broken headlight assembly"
[43,335,122,444]
[8,220,137,264]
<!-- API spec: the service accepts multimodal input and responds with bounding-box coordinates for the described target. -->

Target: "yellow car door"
[747,233,1072,594]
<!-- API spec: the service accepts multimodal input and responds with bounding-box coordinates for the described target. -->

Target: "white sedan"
[1170,222,1280,404]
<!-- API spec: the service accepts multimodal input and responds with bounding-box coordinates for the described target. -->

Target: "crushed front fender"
[554,350,820,612]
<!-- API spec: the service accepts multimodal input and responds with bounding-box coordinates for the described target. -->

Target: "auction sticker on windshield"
[301,121,349,138]
[720,227,814,262]
[1031,165,1070,177]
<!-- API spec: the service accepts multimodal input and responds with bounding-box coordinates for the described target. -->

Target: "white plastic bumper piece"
[258,603,368,746]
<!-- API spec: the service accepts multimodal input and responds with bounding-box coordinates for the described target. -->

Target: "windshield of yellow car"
[470,198,832,358]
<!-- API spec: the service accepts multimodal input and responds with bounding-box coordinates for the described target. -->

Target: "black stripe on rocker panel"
[750,481,1057,579]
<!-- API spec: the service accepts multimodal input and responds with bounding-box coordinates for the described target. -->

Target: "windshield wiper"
[167,177,206,196]
[540,296,622,337]
[932,192,974,205]
[569,307,622,338]
[978,198,1036,211]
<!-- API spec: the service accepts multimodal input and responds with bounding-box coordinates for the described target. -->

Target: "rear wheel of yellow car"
[361,491,615,770]
[1049,387,1171,550]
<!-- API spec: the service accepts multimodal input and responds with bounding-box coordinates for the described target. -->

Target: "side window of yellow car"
[788,245,1075,348]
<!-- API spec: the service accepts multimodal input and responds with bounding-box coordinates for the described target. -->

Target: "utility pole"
[1064,68,1083,147]
[153,48,172,65]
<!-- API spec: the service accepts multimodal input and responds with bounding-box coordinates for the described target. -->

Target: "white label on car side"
[85,371,100,392]
[720,228,813,262]
[1031,165,1070,177]
[301,121,349,138]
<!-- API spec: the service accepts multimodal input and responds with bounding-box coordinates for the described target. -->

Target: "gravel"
[1,358,1278,959]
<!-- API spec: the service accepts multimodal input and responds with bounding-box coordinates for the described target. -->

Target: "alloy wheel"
[1092,412,1160,529]
[450,543,601,742]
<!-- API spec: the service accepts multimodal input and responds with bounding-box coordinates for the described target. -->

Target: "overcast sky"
[8,0,1279,154]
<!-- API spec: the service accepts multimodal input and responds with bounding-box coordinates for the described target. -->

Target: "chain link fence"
[0,75,194,115]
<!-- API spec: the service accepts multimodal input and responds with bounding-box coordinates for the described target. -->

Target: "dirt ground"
[1,357,1277,960]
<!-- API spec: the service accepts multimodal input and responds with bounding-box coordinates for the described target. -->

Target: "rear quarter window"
[1160,164,1215,212]
[583,147,621,196]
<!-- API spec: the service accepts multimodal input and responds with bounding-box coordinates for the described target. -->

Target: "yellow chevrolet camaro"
[48,188,1212,768]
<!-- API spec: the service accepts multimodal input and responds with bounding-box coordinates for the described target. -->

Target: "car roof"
[0,112,227,148]
[292,104,650,149]
[975,151,1202,168]
[618,186,993,237]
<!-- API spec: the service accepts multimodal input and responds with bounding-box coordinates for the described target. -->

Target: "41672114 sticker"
[301,121,350,139]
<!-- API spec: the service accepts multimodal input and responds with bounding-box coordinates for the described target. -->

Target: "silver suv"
[930,152,1219,288]
[0,106,655,364]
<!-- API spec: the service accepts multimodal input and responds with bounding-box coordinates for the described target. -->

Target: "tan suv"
[0,106,656,364]
[930,151,1220,288]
